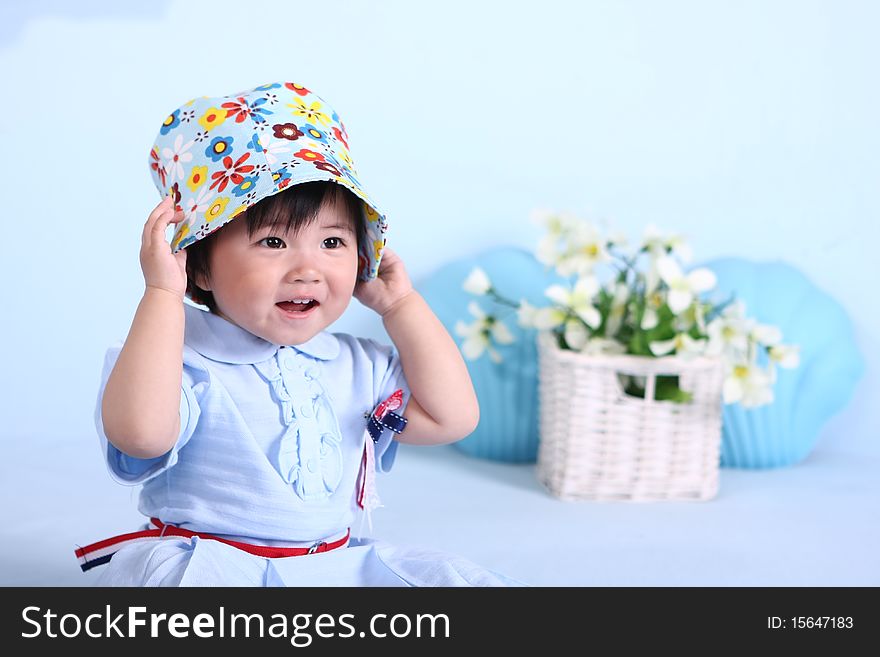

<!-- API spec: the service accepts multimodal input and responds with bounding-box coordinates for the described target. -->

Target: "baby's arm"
[356,248,480,445]
[101,197,188,458]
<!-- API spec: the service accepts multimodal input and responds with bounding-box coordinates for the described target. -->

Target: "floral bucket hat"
[148,81,387,280]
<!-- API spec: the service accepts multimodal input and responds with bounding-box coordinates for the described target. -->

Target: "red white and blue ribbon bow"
[357,389,407,535]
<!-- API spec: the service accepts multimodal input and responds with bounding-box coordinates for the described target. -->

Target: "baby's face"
[197,201,359,345]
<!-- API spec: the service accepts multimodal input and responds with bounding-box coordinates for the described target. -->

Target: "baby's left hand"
[354,247,414,316]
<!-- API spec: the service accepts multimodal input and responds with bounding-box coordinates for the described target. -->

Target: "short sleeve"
[358,338,410,474]
[94,343,207,485]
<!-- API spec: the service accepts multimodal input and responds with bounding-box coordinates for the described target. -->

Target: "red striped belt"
[75,518,350,572]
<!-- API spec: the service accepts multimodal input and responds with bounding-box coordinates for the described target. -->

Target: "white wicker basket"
[536,332,725,502]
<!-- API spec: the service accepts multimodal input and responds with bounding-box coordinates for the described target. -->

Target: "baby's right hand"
[140,196,188,299]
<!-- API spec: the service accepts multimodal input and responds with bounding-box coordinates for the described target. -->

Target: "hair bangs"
[245,182,361,239]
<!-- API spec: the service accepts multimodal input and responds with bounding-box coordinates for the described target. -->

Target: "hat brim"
[170,171,386,281]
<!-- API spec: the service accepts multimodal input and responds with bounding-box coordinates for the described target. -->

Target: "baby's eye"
[322,237,345,249]
[259,236,286,249]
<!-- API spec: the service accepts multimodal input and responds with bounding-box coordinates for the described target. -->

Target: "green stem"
[486,288,522,309]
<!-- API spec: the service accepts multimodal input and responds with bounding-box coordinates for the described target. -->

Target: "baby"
[79,81,522,586]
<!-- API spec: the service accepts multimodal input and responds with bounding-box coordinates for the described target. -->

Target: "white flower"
[544,276,602,328]
[656,256,717,314]
[641,287,665,330]
[751,323,782,346]
[249,133,291,166]
[462,267,492,295]
[531,209,580,236]
[704,312,750,360]
[766,343,801,382]
[518,299,566,330]
[535,235,560,268]
[675,302,706,334]
[182,184,216,223]
[454,301,515,363]
[643,225,695,296]
[554,221,610,277]
[642,224,666,256]
[161,133,196,183]
[641,307,659,330]
[722,362,774,407]
[516,299,539,327]
[769,344,800,368]
[533,210,580,268]
[492,320,515,345]
[642,223,693,263]
[644,261,661,297]
[604,281,630,337]
[649,332,708,360]
[722,299,748,319]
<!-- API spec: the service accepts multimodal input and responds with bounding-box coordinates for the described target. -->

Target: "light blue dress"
[91,302,523,586]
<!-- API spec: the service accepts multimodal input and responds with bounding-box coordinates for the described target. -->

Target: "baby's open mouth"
[276,299,320,313]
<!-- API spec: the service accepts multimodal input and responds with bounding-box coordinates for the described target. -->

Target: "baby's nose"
[286,262,321,284]
[292,272,320,284]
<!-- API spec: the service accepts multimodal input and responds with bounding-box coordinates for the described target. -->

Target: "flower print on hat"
[148,82,388,280]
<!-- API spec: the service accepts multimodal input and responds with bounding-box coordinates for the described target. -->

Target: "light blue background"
[1,0,877,585]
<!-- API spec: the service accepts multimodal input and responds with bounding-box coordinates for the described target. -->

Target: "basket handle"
[614,369,659,404]
[643,373,657,405]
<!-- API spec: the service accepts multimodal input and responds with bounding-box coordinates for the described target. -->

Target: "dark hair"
[185,181,366,313]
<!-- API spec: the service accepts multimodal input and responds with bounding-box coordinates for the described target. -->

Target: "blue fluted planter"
[698,257,865,468]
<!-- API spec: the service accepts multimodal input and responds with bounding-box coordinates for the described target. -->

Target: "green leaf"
[654,376,693,403]
[629,333,652,356]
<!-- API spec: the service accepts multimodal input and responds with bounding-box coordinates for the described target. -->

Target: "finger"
[377,247,398,268]
[154,211,187,254]
[143,196,175,248]
[145,195,174,226]
[153,205,181,233]
[147,203,180,250]
[151,211,182,254]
